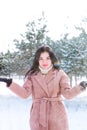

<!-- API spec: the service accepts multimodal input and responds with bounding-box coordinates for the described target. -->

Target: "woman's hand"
[0,78,12,87]
[80,81,87,90]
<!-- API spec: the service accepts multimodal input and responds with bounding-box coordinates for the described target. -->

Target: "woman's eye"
[39,57,50,60]
[39,58,43,60]
[47,57,50,60]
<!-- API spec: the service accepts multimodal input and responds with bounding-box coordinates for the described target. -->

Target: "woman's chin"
[42,66,49,69]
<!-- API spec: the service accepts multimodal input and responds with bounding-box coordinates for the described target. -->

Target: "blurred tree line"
[0,13,87,85]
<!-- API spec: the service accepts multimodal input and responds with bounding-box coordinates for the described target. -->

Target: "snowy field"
[0,77,87,130]
[0,96,87,130]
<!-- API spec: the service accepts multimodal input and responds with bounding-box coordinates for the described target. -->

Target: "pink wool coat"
[9,69,83,130]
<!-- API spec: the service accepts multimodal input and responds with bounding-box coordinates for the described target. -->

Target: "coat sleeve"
[9,77,32,98]
[59,70,84,99]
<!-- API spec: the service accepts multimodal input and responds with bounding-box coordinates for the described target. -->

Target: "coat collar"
[33,69,57,97]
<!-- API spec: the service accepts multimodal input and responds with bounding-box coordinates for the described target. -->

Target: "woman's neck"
[39,65,53,75]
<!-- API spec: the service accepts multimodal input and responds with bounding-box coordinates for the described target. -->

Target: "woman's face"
[39,52,52,69]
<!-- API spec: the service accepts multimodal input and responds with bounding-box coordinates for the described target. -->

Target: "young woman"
[0,45,87,130]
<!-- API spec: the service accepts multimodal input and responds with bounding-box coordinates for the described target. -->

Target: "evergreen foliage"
[0,14,87,81]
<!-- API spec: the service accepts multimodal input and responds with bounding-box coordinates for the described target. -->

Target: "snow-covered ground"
[0,96,87,130]
[0,76,87,130]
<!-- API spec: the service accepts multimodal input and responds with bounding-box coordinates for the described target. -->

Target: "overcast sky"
[0,0,87,52]
[0,0,87,95]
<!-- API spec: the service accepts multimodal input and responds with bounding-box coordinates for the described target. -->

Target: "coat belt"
[33,97,62,127]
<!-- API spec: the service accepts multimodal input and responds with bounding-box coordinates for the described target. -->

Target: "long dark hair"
[25,45,60,77]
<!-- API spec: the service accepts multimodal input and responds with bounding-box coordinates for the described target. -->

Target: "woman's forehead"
[40,52,50,57]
